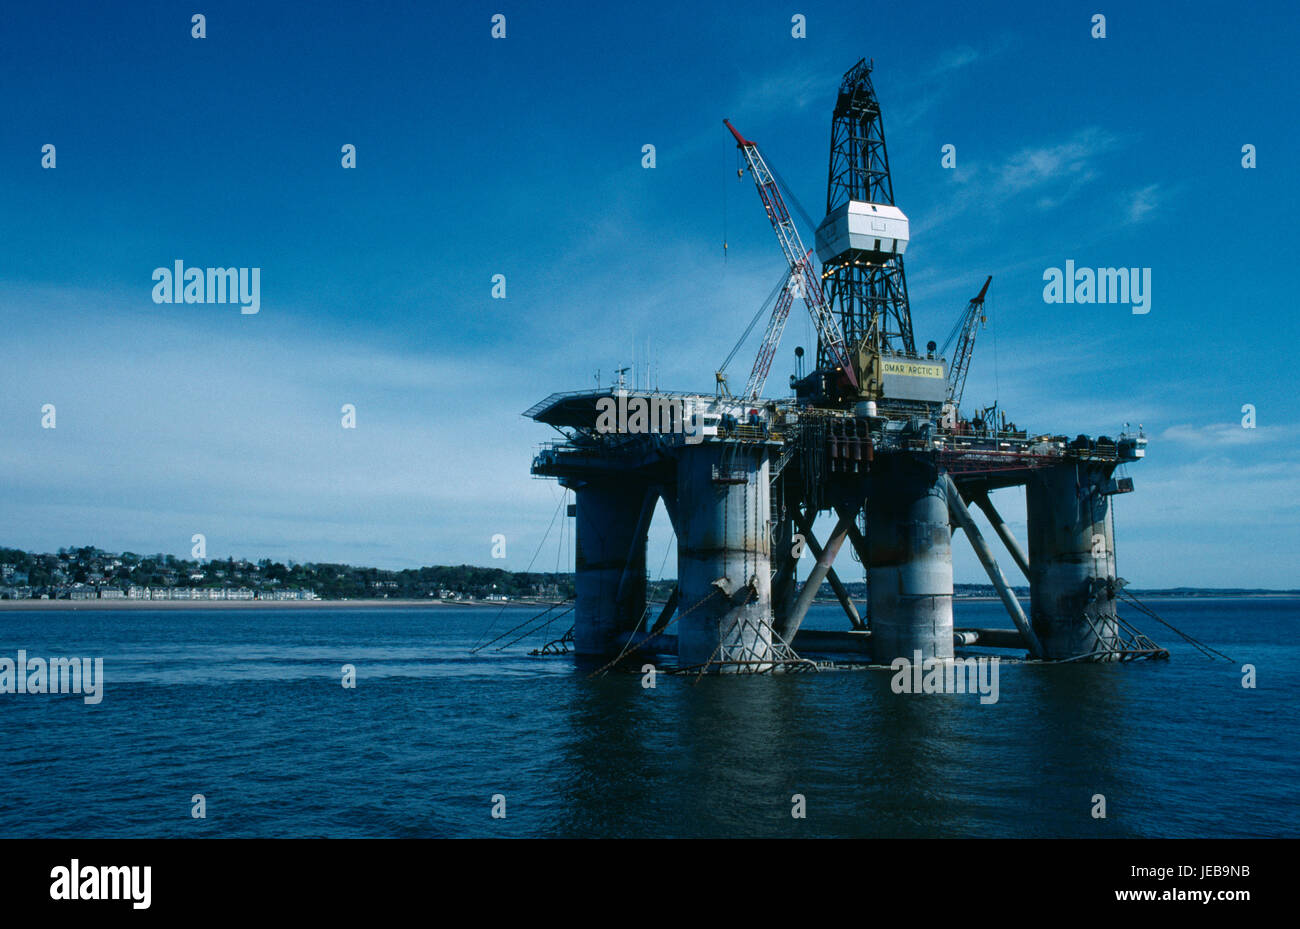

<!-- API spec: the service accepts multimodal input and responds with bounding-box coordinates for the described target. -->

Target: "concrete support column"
[770,512,798,637]
[866,460,954,664]
[1026,463,1120,660]
[572,481,652,657]
[675,445,772,671]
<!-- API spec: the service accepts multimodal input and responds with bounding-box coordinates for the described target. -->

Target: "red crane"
[724,119,858,399]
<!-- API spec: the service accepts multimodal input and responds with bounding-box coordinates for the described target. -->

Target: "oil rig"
[526,59,1161,672]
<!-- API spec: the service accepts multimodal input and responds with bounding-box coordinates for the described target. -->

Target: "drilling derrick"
[526,56,1161,674]
[815,58,928,409]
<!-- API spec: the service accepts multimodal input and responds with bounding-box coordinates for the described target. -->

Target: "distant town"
[0,546,572,603]
[1,546,1292,604]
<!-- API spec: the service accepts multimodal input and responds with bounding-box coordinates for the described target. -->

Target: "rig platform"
[526,58,1159,673]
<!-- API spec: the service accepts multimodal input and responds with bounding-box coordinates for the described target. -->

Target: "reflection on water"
[0,601,1295,837]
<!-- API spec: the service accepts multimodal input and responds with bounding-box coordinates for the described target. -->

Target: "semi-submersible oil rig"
[525,59,1163,672]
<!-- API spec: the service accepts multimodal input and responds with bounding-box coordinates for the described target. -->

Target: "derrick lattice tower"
[818,58,916,377]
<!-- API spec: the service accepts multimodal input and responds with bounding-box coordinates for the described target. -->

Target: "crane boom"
[725,119,859,392]
[742,271,796,399]
[942,275,992,409]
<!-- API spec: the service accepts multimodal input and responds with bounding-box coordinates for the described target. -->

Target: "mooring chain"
[470,597,575,654]
[591,587,721,679]
[497,604,574,651]
[587,587,724,679]
[1118,590,1232,661]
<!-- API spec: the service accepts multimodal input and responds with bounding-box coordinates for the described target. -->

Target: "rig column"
[675,445,773,671]
[572,481,651,658]
[1026,463,1120,660]
[866,459,954,664]
[770,512,799,639]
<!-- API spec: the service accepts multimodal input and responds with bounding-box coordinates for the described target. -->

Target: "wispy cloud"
[1129,456,1300,522]
[1124,183,1163,224]
[1159,422,1282,446]
[892,37,1014,128]
[0,286,563,569]
[731,61,824,117]
[929,45,981,77]
[998,127,1117,195]
[912,127,1124,239]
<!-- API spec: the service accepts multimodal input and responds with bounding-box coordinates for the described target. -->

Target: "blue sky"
[1,1,1297,587]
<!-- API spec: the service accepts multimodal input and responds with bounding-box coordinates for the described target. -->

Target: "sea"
[0,599,1295,838]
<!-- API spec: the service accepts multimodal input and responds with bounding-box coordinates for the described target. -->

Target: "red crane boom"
[724,119,858,398]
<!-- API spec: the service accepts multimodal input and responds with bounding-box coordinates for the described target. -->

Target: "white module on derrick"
[815,201,909,266]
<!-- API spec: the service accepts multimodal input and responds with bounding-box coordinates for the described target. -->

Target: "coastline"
[0,598,552,612]
[1,593,1294,613]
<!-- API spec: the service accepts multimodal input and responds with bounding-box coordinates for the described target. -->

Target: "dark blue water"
[1,599,1295,837]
